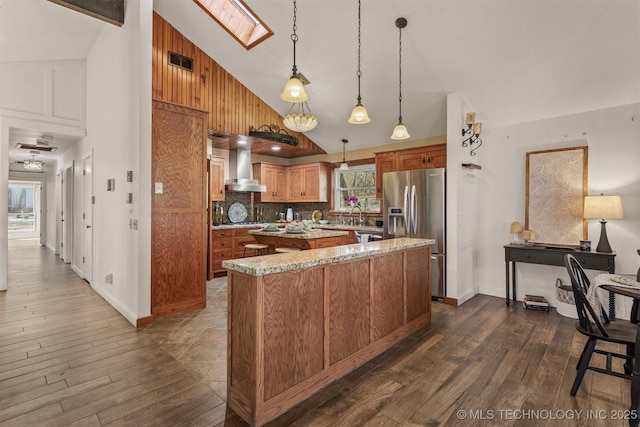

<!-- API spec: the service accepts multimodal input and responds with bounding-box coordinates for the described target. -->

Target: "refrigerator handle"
[403,185,409,233]
[411,185,417,234]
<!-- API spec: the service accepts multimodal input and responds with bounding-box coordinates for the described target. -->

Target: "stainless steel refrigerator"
[382,168,446,300]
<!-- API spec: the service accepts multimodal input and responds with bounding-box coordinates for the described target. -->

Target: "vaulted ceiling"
[2,0,640,162]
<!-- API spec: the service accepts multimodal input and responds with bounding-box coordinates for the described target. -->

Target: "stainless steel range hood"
[225,148,266,192]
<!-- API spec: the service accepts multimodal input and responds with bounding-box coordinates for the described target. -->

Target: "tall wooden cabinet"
[151,100,208,317]
[253,163,287,202]
[375,143,447,199]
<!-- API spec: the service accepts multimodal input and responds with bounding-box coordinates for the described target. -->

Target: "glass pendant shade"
[348,104,371,124]
[283,112,318,132]
[340,162,349,170]
[391,122,410,140]
[280,77,308,102]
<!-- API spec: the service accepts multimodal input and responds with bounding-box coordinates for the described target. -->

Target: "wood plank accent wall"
[151,100,208,317]
[152,13,325,157]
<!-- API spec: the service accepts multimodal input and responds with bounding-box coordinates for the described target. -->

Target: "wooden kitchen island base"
[223,238,434,426]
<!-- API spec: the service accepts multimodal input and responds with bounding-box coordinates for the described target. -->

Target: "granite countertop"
[222,237,434,276]
[313,224,383,233]
[248,228,349,239]
[212,222,383,233]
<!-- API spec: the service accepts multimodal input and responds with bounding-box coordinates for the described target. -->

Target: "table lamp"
[583,194,623,253]
[510,222,523,245]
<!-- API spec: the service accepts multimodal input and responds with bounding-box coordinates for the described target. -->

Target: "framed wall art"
[525,146,588,247]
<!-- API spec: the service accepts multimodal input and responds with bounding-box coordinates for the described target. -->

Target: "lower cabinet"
[208,228,258,278]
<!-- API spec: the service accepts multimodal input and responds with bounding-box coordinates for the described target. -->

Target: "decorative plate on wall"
[228,202,248,223]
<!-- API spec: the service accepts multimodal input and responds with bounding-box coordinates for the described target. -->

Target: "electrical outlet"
[105,273,113,284]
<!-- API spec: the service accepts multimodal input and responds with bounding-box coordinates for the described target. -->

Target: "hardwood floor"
[1,242,631,426]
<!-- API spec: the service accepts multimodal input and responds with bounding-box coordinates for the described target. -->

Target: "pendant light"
[280,0,308,103]
[340,139,349,170]
[281,0,318,132]
[390,17,410,140]
[348,0,371,124]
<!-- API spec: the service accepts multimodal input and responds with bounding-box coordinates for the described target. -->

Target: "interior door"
[61,162,74,264]
[82,153,93,282]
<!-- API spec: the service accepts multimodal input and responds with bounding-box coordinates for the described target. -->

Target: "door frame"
[61,161,74,264]
[82,151,93,282]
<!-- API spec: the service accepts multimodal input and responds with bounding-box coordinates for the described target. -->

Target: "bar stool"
[275,247,301,254]
[243,243,269,257]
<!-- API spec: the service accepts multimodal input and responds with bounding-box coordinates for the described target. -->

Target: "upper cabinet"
[252,162,330,203]
[375,144,447,199]
[253,163,287,203]
[375,152,397,200]
[397,144,448,170]
[208,155,225,202]
[288,163,330,202]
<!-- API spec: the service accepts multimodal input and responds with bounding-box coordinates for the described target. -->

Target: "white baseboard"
[45,244,57,254]
[71,264,83,278]
[90,283,138,327]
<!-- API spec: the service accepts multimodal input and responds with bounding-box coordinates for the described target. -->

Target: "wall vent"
[168,51,193,72]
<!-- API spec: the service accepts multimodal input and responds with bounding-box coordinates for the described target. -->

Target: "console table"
[504,244,616,317]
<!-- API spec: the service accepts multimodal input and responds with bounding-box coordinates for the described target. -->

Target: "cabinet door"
[302,166,320,200]
[288,166,305,202]
[397,149,427,170]
[425,145,447,169]
[209,156,225,201]
[375,152,397,200]
[273,166,288,202]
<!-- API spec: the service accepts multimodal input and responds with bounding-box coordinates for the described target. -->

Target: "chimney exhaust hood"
[225,148,266,192]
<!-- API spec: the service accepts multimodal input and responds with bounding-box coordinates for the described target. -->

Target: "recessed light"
[271,146,281,151]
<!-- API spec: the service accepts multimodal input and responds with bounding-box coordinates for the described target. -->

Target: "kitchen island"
[223,238,434,426]
[248,227,352,252]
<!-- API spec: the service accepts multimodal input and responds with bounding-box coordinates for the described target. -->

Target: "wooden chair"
[564,254,635,396]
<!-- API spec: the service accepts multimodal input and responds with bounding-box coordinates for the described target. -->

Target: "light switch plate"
[154,182,163,194]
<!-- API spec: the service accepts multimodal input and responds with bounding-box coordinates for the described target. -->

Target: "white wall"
[56,0,152,325]
[475,103,640,317]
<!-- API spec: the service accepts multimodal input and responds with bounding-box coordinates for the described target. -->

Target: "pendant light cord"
[356,0,362,104]
[398,23,403,122]
[291,0,298,76]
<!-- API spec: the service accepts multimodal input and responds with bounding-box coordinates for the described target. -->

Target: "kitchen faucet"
[349,205,364,226]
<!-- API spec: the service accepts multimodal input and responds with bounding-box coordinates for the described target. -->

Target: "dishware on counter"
[286,224,306,234]
[311,210,323,223]
[294,212,301,222]
[262,224,280,232]
[286,208,294,222]
[228,202,248,223]
[319,219,329,224]
[278,212,285,221]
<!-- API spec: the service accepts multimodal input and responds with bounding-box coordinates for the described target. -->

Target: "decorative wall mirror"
[525,146,588,247]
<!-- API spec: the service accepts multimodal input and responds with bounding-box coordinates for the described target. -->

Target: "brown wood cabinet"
[253,163,287,202]
[374,152,397,200]
[208,227,259,278]
[287,162,330,202]
[226,244,431,426]
[375,144,447,199]
[151,100,207,317]
[208,155,225,202]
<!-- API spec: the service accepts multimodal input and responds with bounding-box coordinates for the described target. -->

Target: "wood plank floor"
[0,241,631,426]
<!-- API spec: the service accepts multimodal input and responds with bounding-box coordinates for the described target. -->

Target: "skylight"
[193,0,273,50]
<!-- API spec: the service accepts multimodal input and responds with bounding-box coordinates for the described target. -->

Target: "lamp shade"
[391,123,410,140]
[583,195,623,220]
[280,77,308,103]
[348,104,371,124]
[510,222,523,233]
